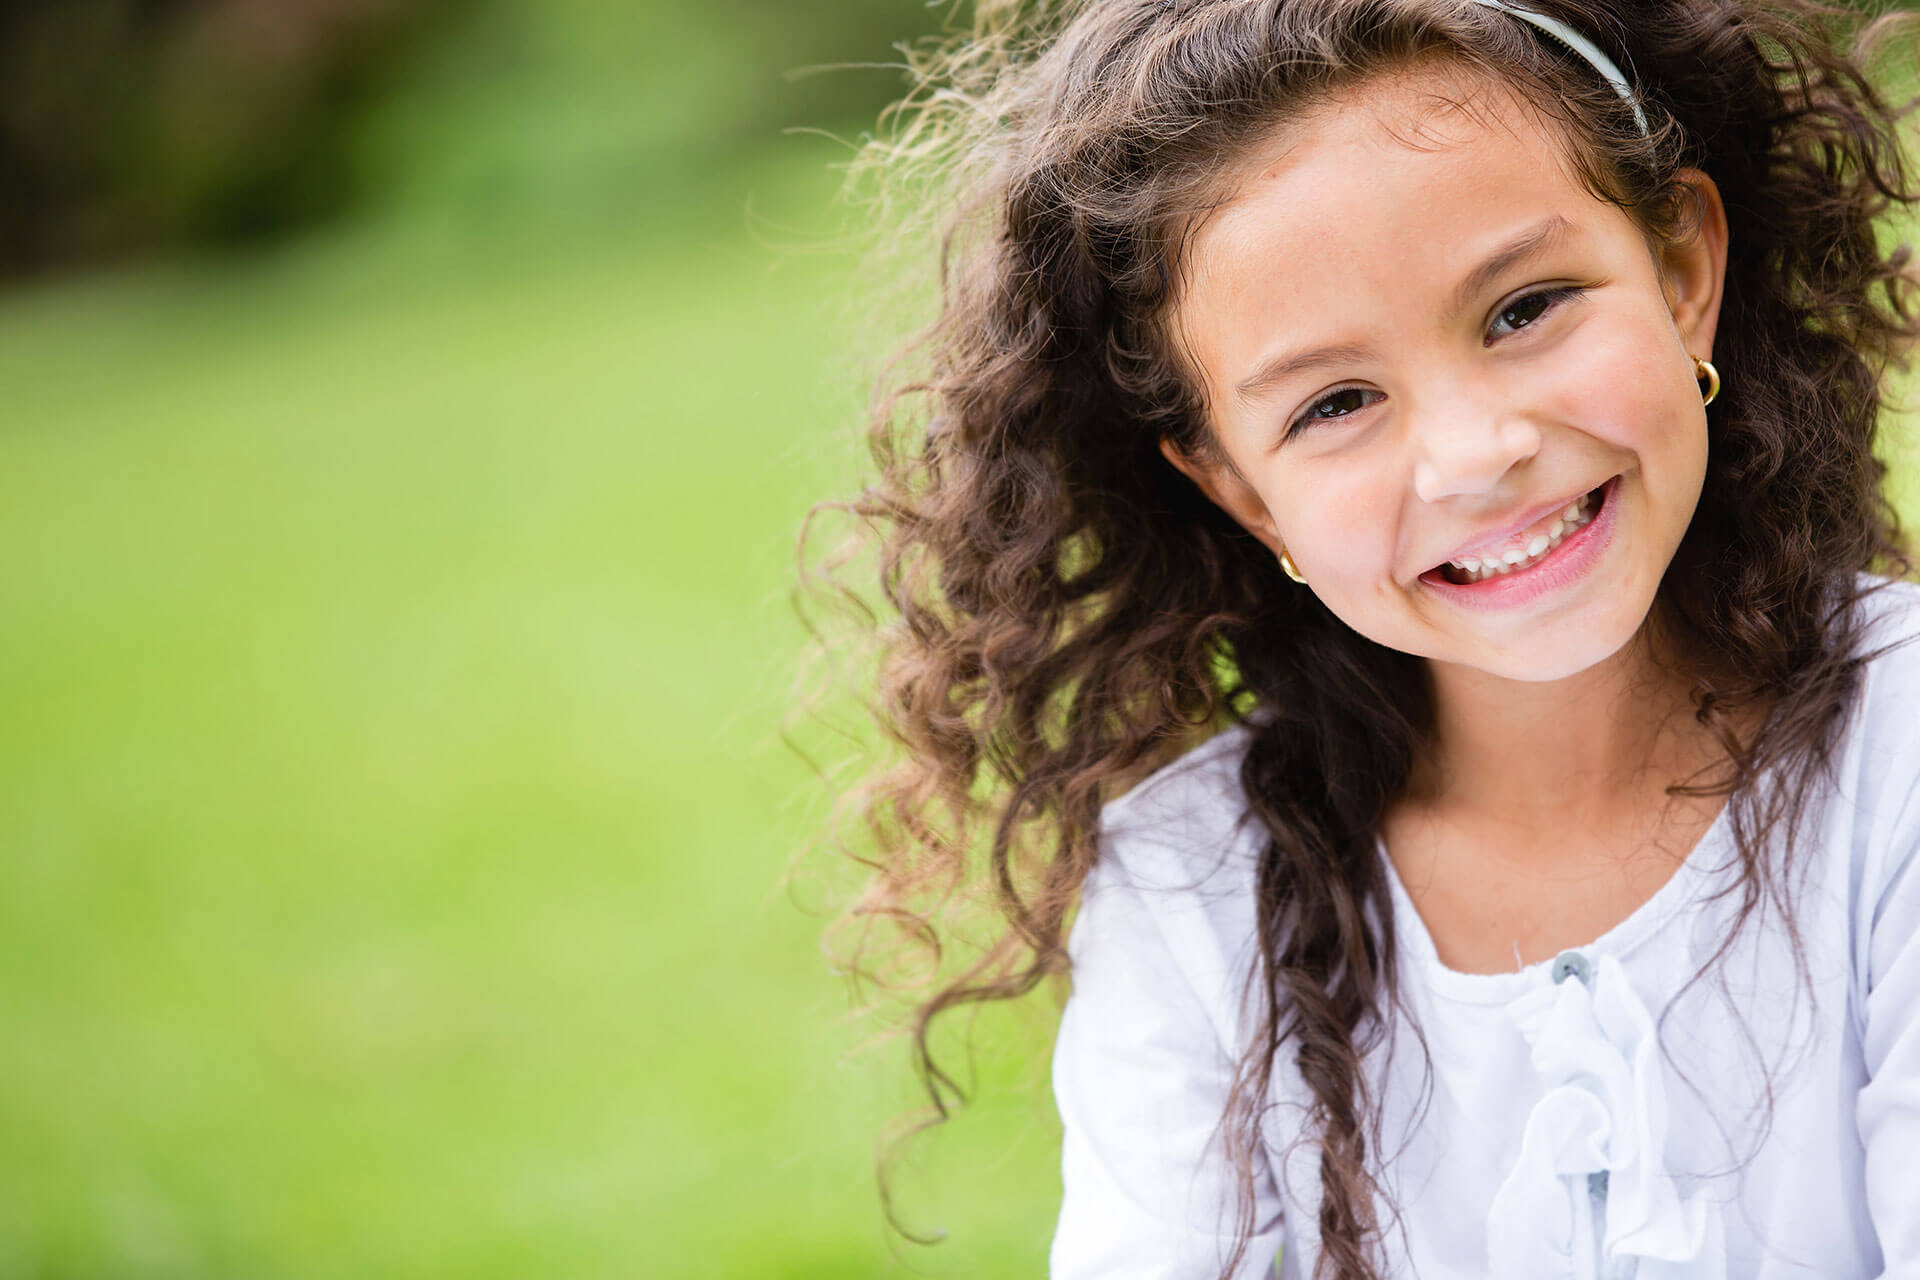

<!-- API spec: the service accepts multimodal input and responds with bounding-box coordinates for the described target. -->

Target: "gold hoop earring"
[1280,548,1307,585]
[1693,355,1720,407]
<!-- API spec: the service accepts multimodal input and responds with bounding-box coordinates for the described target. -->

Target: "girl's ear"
[1660,168,1730,359]
[1157,437,1286,557]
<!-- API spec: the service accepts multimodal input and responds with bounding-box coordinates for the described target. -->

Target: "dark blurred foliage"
[0,0,468,277]
[0,0,946,279]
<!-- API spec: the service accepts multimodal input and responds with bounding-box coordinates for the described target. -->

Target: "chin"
[1478,647,1631,683]
[1453,608,1648,683]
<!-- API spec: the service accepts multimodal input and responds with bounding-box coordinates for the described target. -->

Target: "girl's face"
[1165,67,1728,684]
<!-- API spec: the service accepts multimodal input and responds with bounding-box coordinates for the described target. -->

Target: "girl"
[816,0,1920,1274]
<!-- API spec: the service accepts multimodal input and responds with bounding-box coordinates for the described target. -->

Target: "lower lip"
[1417,476,1620,609]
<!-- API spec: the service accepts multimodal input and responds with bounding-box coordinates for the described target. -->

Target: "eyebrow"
[1446,214,1576,319]
[1232,214,1579,407]
[1234,343,1374,406]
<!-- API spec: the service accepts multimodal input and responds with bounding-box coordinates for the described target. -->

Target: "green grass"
[0,144,1059,1279]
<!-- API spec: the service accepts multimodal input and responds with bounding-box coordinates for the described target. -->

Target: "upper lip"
[1429,482,1603,569]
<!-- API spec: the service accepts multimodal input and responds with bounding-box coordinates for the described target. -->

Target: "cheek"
[1573,342,1707,480]
[1538,315,1705,467]
[1272,469,1401,582]
[1552,316,1649,408]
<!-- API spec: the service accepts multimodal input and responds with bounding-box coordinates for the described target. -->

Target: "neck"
[1414,626,1717,836]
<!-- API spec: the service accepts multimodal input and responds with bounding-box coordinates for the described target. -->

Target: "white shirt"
[1051,579,1920,1279]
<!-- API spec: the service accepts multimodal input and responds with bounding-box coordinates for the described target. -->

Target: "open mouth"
[1427,481,1612,586]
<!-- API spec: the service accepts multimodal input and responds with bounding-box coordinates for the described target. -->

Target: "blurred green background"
[0,2,1061,1276]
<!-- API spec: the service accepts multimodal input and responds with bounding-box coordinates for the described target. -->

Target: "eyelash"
[1486,284,1582,342]
[1283,285,1585,439]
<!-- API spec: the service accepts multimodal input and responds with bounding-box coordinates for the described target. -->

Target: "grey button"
[1550,950,1592,986]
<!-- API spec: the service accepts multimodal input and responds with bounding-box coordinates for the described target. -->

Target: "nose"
[1410,412,1543,504]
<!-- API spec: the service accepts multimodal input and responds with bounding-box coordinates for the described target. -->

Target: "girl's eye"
[1287,386,1381,438]
[1487,286,1580,342]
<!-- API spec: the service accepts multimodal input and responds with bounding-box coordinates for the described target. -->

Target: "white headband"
[1464,0,1651,135]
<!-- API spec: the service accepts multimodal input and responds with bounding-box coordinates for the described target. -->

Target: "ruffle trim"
[1485,954,1725,1280]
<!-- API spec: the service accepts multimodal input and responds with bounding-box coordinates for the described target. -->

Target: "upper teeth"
[1446,491,1597,582]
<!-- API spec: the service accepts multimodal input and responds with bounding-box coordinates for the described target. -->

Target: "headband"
[1464,0,1651,135]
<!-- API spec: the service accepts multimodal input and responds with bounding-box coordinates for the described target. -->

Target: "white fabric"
[1051,578,1920,1279]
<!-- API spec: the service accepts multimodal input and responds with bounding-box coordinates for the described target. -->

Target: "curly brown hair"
[806,0,1920,1274]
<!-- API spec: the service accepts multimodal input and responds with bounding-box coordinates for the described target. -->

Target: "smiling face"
[1165,65,1727,685]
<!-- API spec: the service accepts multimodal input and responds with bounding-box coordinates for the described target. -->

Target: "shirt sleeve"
[1050,850,1285,1280]
[1857,779,1920,1268]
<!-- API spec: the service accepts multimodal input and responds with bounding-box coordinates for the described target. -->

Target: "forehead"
[1189,63,1594,262]
[1175,66,1626,382]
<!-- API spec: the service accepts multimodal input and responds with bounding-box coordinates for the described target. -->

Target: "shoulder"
[1051,723,1288,1273]
[1804,575,1920,844]
[1076,724,1266,1043]
[1834,579,1920,1055]
[1846,574,1920,785]
[1856,572,1920,664]
[1812,576,1920,978]
[1096,722,1263,895]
